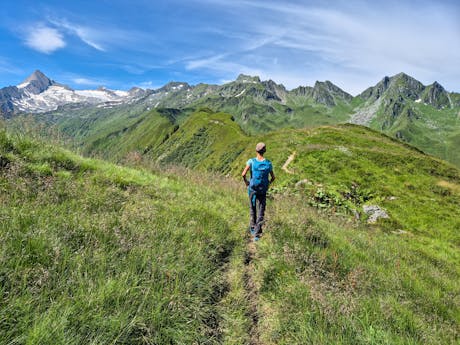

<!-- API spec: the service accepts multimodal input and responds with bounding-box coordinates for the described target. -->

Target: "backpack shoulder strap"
[250,157,256,173]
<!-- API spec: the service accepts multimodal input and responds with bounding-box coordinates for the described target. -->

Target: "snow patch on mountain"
[75,89,120,102]
[17,82,30,89]
[235,89,246,97]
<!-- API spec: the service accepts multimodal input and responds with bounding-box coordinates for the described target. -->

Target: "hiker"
[242,142,275,241]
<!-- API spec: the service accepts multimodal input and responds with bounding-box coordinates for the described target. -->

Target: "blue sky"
[0,0,459,94]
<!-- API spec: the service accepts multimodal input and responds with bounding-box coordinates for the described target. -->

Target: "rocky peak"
[156,82,190,93]
[359,76,391,100]
[311,80,352,107]
[289,85,313,97]
[389,73,425,99]
[360,73,425,101]
[317,81,352,101]
[422,81,450,109]
[128,87,148,97]
[262,79,287,100]
[236,74,261,83]
[312,81,336,107]
[18,70,55,94]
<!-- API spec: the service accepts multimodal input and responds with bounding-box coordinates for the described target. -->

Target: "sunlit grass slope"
[232,124,460,243]
[0,130,250,344]
[1,124,459,344]
[146,109,250,173]
[254,195,459,344]
[369,102,460,167]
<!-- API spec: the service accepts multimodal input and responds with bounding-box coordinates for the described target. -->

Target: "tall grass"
[0,131,250,344]
[1,129,459,344]
[252,194,459,344]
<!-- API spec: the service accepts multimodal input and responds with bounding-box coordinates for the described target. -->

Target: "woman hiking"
[241,142,275,241]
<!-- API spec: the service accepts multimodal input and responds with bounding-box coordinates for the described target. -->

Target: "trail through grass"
[1,129,459,344]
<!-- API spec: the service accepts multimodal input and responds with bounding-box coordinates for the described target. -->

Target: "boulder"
[363,205,389,224]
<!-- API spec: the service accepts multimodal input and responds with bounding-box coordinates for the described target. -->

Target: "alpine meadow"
[1,0,460,344]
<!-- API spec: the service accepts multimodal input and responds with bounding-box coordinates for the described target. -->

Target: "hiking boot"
[250,227,256,236]
[253,236,260,242]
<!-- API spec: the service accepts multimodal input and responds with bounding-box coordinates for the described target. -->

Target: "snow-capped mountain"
[0,70,148,116]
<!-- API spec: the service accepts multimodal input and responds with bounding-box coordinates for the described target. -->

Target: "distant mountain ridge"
[0,70,150,116]
[2,70,460,166]
[2,70,456,119]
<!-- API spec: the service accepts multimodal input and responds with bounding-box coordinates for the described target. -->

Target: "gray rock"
[363,205,389,224]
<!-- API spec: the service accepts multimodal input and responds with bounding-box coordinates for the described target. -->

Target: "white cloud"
[49,19,105,51]
[24,24,66,54]
[186,54,229,70]
[47,17,155,53]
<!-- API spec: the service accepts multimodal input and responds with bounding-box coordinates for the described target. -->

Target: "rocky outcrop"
[0,86,21,116]
[359,76,391,101]
[155,82,191,93]
[290,85,314,97]
[363,205,389,223]
[421,82,451,109]
[262,79,287,101]
[236,74,261,83]
[360,73,425,102]
[290,80,352,107]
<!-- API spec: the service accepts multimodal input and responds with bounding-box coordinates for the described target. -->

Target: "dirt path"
[281,151,296,174]
[244,239,262,345]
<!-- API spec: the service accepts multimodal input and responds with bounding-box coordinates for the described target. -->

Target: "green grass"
[253,195,459,344]
[0,130,251,344]
[1,118,459,344]
[368,97,460,167]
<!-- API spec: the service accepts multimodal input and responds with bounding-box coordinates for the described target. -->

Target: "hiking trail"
[244,238,262,345]
[281,151,296,174]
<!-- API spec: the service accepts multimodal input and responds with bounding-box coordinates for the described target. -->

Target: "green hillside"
[234,124,460,240]
[363,96,460,167]
[57,108,250,173]
[2,119,459,344]
[69,107,460,242]
[0,129,250,344]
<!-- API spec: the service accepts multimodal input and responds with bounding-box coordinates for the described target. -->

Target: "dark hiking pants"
[249,190,266,236]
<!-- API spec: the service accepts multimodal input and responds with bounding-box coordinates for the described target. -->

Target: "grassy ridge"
[81,108,179,160]
[146,109,250,173]
[233,124,460,241]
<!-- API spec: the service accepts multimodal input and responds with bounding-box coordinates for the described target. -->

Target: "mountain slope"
[145,109,250,172]
[1,128,458,344]
[351,73,460,166]
[0,129,249,344]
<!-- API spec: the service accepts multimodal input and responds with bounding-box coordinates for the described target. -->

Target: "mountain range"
[0,70,148,116]
[2,70,460,166]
